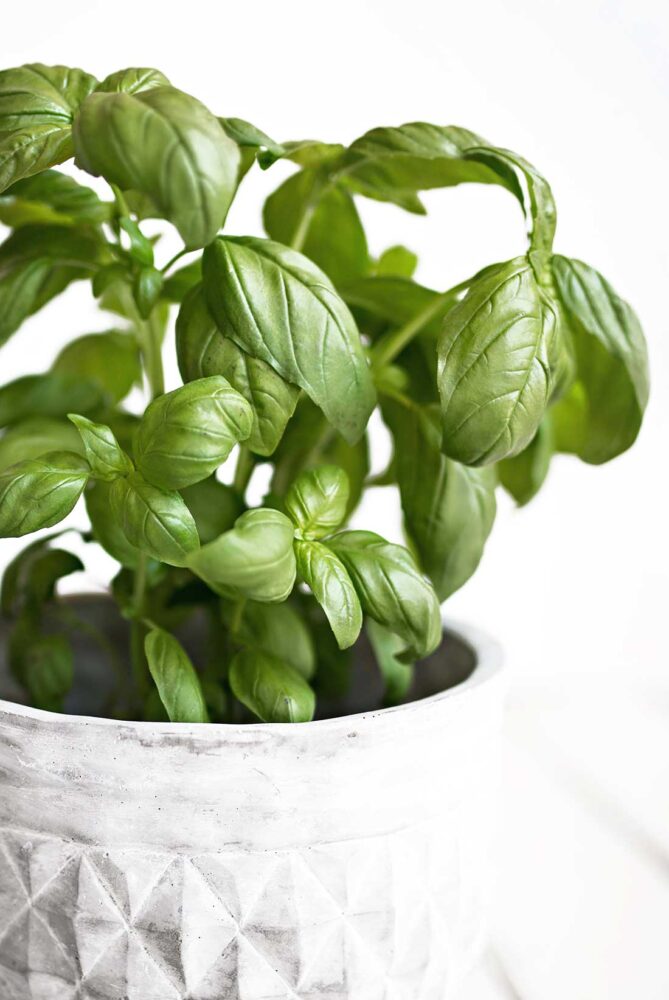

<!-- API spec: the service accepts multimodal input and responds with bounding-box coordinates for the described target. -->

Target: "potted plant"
[0,63,648,997]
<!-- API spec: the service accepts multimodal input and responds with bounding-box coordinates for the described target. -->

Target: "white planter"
[0,615,503,1000]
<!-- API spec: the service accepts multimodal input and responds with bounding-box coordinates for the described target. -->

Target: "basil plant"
[0,64,649,723]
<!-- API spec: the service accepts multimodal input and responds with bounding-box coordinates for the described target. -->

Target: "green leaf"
[187,508,296,602]
[73,86,240,249]
[327,530,441,662]
[551,255,649,463]
[203,236,376,444]
[176,286,299,456]
[162,258,201,303]
[342,274,453,339]
[85,479,141,567]
[498,418,553,505]
[0,169,110,227]
[22,547,83,606]
[109,473,200,566]
[144,627,209,723]
[374,245,418,278]
[0,417,83,472]
[229,600,316,679]
[257,138,345,170]
[285,465,349,539]
[180,476,244,545]
[68,414,133,480]
[57,328,144,404]
[438,256,559,466]
[263,169,369,286]
[294,539,362,650]
[16,631,74,712]
[366,619,413,705]
[96,67,170,94]
[229,648,315,723]
[134,376,253,491]
[118,216,154,266]
[0,451,89,537]
[133,266,163,319]
[1,536,80,616]
[220,117,284,158]
[0,373,103,428]
[383,399,496,600]
[0,63,98,191]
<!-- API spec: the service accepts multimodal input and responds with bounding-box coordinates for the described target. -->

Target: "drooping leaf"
[22,547,84,606]
[498,417,553,505]
[134,376,253,491]
[285,465,349,539]
[176,286,298,456]
[68,414,133,481]
[1,536,81,616]
[227,599,316,679]
[109,473,200,566]
[0,169,111,227]
[294,539,362,650]
[73,86,240,248]
[180,476,244,545]
[327,531,441,662]
[366,619,413,705]
[0,373,103,428]
[203,236,376,444]
[229,648,315,723]
[144,627,209,723]
[0,417,83,472]
[187,508,296,602]
[0,451,89,537]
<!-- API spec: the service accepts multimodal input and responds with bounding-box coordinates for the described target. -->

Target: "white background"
[2,2,669,996]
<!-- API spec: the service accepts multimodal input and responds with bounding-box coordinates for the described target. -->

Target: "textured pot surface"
[0,614,503,1000]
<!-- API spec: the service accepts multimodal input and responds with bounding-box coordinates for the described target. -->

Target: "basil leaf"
[176,286,298,456]
[0,417,83,472]
[203,236,376,444]
[438,256,559,465]
[285,465,349,539]
[220,117,284,158]
[85,480,141,567]
[96,67,170,94]
[187,508,296,602]
[259,139,345,170]
[180,476,243,545]
[1,534,64,615]
[342,274,454,339]
[366,619,413,705]
[23,547,83,606]
[0,63,97,191]
[374,245,418,278]
[55,330,141,405]
[109,473,200,566]
[384,400,496,600]
[0,451,89,537]
[551,255,649,463]
[294,539,362,650]
[0,169,110,227]
[498,418,553,506]
[229,649,315,723]
[135,376,253,491]
[263,169,369,286]
[73,86,240,249]
[68,414,133,481]
[0,373,103,427]
[133,266,163,318]
[228,600,316,679]
[327,530,441,662]
[16,632,74,712]
[144,627,209,723]
[162,259,201,303]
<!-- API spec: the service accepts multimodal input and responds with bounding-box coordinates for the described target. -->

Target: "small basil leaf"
[438,256,559,466]
[327,530,441,662]
[498,418,553,506]
[135,376,253,491]
[144,627,209,723]
[259,139,345,170]
[0,169,110,227]
[96,68,170,95]
[119,217,154,267]
[0,373,102,428]
[203,236,376,444]
[187,508,296,603]
[0,451,89,537]
[85,480,141,567]
[180,476,244,545]
[551,255,649,463]
[220,117,285,158]
[109,473,200,566]
[133,266,163,319]
[285,465,349,539]
[227,600,316,679]
[374,245,418,278]
[68,414,133,480]
[176,286,299,456]
[0,417,83,472]
[162,258,202,303]
[1,534,65,615]
[18,632,74,712]
[366,619,413,705]
[294,539,362,650]
[384,399,496,599]
[23,547,83,606]
[73,86,240,249]
[0,63,98,191]
[229,648,315,723]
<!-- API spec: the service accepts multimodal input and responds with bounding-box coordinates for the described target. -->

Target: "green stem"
[130,553,149,700]
[140,308,165,398]
[229,598,247,641]
[160,247,189,275]
[370,281,469,369]
[233,445,255,497]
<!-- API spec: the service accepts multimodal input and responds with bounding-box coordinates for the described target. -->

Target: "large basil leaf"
[229,600,315,679]
[134,376,252,490]
[327,531,441,662]
[96,68,170,94]
[285,465,349,539]
[498,418,553,506]
[551,255,649,463]
[68,415,133,481]
[14,631,75,712]
[294,539,362,650]
[187,508,296,602]
[53,329,141,404]
[109,473,200,566]
[0,63,97,191]
[73,86,240,248]
[229,648,315,723]
[0,373,102,428]
[144,628,209,723]
[176,286,298,456]
[0,451,89,537]
[180,477,243,545]
[263,168,369,286]
[85,480,141,567]
[0,169,110,227]
[438,256,559,466]
[384,399,496,600]
[0,417,83,472]
[202,236,376,444]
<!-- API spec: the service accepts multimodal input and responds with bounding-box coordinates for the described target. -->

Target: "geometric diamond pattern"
[0,819,483,999]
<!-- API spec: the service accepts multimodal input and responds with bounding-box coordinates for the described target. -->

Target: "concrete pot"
[0,604,503,1000]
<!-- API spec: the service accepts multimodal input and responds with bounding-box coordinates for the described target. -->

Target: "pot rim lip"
[0,616,503,735]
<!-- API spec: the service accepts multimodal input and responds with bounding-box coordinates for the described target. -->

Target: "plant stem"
[233,445,255,497]
[370,282,469,369]
[160,247,189,275]
[141,308,165,398]
[130,553,149,700]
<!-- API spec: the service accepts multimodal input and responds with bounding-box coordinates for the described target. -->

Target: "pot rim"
[0,616,503,735]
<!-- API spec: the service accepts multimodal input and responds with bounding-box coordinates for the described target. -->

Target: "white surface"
[2,1,668,996]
